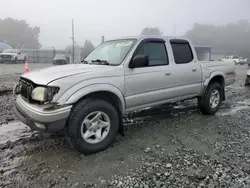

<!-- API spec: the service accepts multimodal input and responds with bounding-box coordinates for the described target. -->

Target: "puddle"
[218,99,250,116]
[0,121,31,145]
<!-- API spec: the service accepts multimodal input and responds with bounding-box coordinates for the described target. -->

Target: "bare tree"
[141,27,163,35]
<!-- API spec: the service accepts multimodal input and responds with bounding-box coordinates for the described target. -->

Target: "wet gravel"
[1,65,250,188]
[0,74,19,125]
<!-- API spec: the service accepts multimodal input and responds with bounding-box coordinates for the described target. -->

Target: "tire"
[15,57,18,64]
[66,98,119,155]
[199,82,223,115]
[245,76,250,86]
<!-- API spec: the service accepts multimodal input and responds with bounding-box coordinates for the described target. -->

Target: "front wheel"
[23,57,26,64]
[66,98,119,155]
[199,82,223,115]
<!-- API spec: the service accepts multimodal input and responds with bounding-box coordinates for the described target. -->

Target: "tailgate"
[221,61,235,86]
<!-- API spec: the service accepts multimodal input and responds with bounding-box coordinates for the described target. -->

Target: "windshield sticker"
[116,41,133,47]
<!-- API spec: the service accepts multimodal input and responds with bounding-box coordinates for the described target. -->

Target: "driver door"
[124,39,175,111]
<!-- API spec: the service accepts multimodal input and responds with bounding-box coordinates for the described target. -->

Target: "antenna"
[72,19,75,63]
[174,24,176,36]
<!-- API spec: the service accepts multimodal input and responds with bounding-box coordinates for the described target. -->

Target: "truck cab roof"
[110,35,191,42]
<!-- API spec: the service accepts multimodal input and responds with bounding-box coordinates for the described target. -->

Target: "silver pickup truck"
[13,36,235,154]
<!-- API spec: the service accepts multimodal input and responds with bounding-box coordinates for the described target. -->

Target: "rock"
[72,182,79,187]
[100,180,106,185]
[156,173,161,177]
[196,172,207,180]
[117,181,123,187]
[155,181,161,188]
[207,183,215,188]
[199,182,205,188]
[155,145,160,148]
[164,172,170,177]
[144,148,151,153]
[166,163,172,168]
[48,182,56,188]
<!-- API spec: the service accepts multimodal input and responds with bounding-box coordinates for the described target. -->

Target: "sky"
[0,0,249,49]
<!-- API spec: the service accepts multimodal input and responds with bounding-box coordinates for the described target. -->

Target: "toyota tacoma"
[13,36,235,154]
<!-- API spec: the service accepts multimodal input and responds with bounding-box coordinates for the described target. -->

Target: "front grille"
[0,55,12,59]
[19,79,34,100]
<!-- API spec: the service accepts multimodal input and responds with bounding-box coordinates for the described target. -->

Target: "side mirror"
[18,52,21,54]
[129,55,149,68]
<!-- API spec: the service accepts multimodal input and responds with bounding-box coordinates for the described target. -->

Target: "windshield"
[54,54,65,59]
[3,49,18,53]
[85,39,136,65]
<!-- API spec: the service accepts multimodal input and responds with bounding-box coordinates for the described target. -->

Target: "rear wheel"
[199,82,223,115]
[66,98,119,155]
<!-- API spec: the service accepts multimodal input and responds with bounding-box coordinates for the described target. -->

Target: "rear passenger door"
[170,39,202,97]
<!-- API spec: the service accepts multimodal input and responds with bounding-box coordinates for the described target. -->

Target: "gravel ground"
[1,64,250,188]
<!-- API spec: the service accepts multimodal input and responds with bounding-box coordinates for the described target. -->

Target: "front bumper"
[0,58,16,63]
[53,60,67,65]
[14,95,72,132]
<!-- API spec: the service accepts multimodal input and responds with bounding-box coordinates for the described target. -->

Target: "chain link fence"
[21,48,81,63]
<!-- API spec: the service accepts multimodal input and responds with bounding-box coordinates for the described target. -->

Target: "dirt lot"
[1,63,250,188]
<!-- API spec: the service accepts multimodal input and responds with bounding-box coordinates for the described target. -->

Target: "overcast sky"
[1,0,249,49]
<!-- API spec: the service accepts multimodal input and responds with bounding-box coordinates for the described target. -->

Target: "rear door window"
[170,40,194,64]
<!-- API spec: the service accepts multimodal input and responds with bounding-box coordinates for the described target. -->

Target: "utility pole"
[72,19,75,63]
[173,24,176,36]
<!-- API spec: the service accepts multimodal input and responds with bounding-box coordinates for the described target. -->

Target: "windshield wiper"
[81,60,89,64]
[91,59,111,65]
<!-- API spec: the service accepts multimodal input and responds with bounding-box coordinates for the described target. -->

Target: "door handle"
[192,68,197,72]
[165,72,171,76]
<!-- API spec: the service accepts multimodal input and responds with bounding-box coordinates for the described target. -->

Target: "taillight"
[225,72,235,78]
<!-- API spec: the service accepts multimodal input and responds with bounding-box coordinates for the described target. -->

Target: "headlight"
[31,87,46,102]
[31,86,59,102]
[11,56,16,60]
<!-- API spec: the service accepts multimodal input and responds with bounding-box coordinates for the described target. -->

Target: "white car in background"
[220,55,248,66]
[0,49,27,64]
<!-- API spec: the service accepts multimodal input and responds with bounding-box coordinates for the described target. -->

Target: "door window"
[135,42,169,66]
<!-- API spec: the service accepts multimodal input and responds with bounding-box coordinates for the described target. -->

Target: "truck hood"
[21,64,115,85]
[0,52,17,56]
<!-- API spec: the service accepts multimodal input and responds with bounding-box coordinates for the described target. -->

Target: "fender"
[203,71,225,87]
[64,83,126,114]
[202,71,226,101]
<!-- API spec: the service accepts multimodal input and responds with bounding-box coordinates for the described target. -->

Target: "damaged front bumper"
[14,95,72,132]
